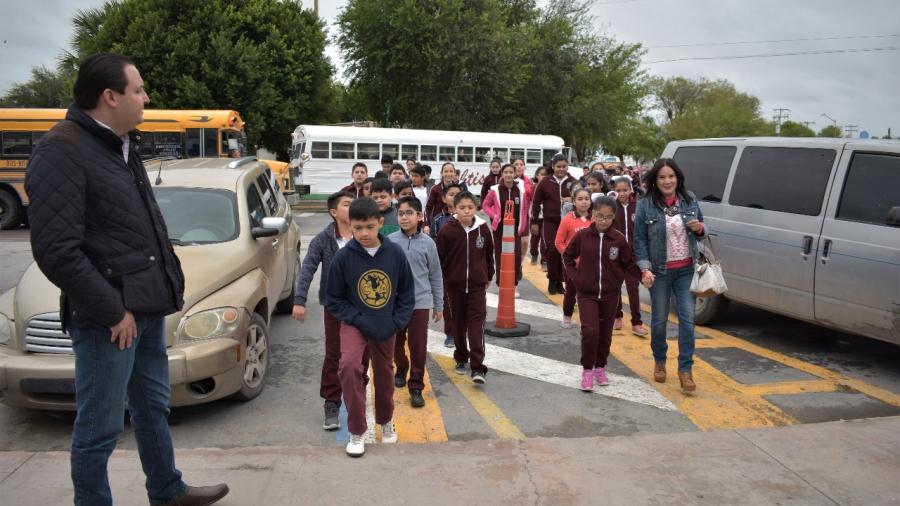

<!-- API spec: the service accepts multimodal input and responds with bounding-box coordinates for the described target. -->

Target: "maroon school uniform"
[340,183,365,199]
[480,173,499,204]
[563,226,641,369]
[531,174,577,283]
[612,198,643,325]
[436,215,494,374]
[425,183,448,226]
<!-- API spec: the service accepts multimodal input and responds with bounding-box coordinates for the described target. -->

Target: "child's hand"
[292,305,307,322]
[433,310,443,322]
[531,223,540,235]
[641,270,655,288]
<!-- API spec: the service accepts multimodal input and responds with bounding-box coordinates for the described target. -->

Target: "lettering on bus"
[459,168,488,188]
[0,160,28,169]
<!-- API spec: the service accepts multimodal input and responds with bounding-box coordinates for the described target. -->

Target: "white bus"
[289,125,573,194]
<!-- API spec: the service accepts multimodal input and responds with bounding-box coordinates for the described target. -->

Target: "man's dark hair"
[393,180,412,194]
[349,197,381,221]
[74,53,135,110]
[391,163,407,176]
[327,191,355,211]
[351,162,367,172]
[373,170,388,179]
[396,196,422,213]
[370,178,393,194]
[410,166,426,177]
[443,183,462,194]
[453,191,477,207]
[422,164,432,175]
[381,155,393,165]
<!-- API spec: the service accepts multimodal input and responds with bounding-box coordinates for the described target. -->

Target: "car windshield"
[153,188,239,245]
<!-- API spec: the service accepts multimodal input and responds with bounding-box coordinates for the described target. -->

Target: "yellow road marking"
[742,380,841,397]
[392,359,449,443]
[432,354,526,440]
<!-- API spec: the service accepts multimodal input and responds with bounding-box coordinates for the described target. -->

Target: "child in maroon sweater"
[436,191,494,384]
[563,196,641,391]
[611,177,647,337]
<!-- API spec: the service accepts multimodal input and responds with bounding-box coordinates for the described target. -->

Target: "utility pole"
[800,121,816,129]
[773,108,790,136]
[843,125,859,138]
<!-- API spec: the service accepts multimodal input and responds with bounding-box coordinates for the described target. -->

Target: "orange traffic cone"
[486,200,530,337]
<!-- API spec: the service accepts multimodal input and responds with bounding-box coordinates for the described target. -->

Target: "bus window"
[526,149,541,165]
[493,148,508,162]
[543,149,557,165]
[382,144,399,161]
[2,132,32,156]
[457,147,473,163]
[138,132,155,158]
[475,147,491,162]
[358,143,380,160]
[439,146,455,162]
[332,142,355,159]
[186,129,201,157]
[401,144,418,161]
[203,128,219,157]
[420,145,437,162]
[155,132,182,158]
[32,131,46,147]
[510,148,525,162]
[311,141,329,158]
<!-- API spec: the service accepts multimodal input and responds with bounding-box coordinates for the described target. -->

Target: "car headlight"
[0,312,12,346]
[176,307,244,345]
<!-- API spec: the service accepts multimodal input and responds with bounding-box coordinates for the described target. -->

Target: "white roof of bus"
[293,125,564,147]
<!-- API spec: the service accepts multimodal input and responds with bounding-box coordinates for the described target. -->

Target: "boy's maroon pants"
[542,219,563,282]
[321,310,343,405]
[577,295,618,370]
[615,272,644,326]
[394,309,430,391]
[562,266,577,317]
[338,323,395,436]
[447,287,488,374]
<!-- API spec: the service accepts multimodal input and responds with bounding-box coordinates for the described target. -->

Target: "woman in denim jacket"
[634,158,705,393]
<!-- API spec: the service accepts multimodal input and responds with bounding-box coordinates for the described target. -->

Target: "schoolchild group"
[291,154,705,458]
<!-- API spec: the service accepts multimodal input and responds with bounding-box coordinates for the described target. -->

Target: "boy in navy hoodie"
[436,191,494,384]
[326,198,415,457]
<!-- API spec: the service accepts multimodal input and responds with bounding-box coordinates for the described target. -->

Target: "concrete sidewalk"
[2,416,898,505]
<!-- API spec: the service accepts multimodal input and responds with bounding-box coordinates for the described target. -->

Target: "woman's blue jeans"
[69,315,186,505]
[648,265,696,372]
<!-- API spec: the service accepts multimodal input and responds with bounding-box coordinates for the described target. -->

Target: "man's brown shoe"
[679,371,696,393]
[154,484,230,506]
[653,362,666,383]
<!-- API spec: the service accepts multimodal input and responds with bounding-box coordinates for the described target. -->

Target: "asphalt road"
[1,213,898,452]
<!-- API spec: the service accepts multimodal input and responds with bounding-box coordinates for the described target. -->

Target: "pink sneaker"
[593,367,610,386]
[632,324,648,337]
[580,369,593,391]
[613,318,623,330]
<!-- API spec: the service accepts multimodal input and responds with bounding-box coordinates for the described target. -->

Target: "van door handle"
[801,235,813,258]
[820,239,832,264]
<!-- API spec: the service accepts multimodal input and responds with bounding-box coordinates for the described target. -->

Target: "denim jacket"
[633,191,704,274]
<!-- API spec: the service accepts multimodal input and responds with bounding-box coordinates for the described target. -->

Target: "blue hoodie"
[325,234,415,341]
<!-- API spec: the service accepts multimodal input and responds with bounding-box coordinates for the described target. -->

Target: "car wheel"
[694,294,730,325]
[275,253,300,314]
[0,189,23,230]
[231,313,269,401]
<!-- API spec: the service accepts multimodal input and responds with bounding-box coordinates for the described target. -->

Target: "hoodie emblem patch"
[358,269,391,309]
[609,246,619,260]
[476,236,485,249]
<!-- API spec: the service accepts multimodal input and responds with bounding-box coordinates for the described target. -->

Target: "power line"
[647,33,898,49]
[645,46,898,64]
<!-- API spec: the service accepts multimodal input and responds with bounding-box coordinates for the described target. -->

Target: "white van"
[660,137,900,345]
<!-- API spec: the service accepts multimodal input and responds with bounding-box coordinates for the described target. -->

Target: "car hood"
[13,241,256,346]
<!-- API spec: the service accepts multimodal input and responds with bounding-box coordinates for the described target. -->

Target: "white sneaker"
[346,433,365,457]
[381,420,398,443]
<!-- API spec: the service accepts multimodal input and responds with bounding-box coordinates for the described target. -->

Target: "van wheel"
[275,254,299,314]
[694,294,730,325]
[0,189,23,230]
[231,313,269,401]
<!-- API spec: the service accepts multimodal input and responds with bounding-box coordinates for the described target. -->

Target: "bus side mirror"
[300,152,310,163]
[887,207,900,227]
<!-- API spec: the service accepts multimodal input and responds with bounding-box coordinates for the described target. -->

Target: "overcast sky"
[1,0,897,137]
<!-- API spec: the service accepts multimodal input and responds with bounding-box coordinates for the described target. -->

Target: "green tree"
[819,125,843,138]
[653,77,770,140]
[66,0,334,159]
[601,115,665,163]
[0,66,74,108]
[778,120,815,137]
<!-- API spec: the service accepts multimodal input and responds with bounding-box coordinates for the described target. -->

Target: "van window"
[729,146,835,215]
[672,146,736,203]
[246,185,266,227]
[358,143,380,160]
[310,141,329,158]
[837,153,900,226]
[332,142,355,159]
[420,145,437,162]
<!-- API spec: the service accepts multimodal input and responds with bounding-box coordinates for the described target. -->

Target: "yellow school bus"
[0,108,291,229]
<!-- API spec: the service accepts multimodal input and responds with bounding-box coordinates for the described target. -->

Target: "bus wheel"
[0,189,23,230]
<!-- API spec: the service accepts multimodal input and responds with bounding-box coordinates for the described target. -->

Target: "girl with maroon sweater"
[611,177,647,337]
[479,158,503,205]
[531,154,577,295]
[436,191,494,384]
[425,162,468,235]
[554,188,594,329]
[563,196,641,391]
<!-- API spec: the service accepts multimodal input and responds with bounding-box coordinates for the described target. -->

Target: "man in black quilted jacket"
[25,53,228,506]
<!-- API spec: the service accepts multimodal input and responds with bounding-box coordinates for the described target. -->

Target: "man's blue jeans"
[70,315,186,505]
[648,265,696,372]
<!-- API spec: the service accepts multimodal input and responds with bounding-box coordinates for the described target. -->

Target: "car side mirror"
[887,206,900,227]
[251,217,288,238]
[300,152,310,163]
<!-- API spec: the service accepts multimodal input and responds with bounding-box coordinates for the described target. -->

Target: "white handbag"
[690,236,728,297]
